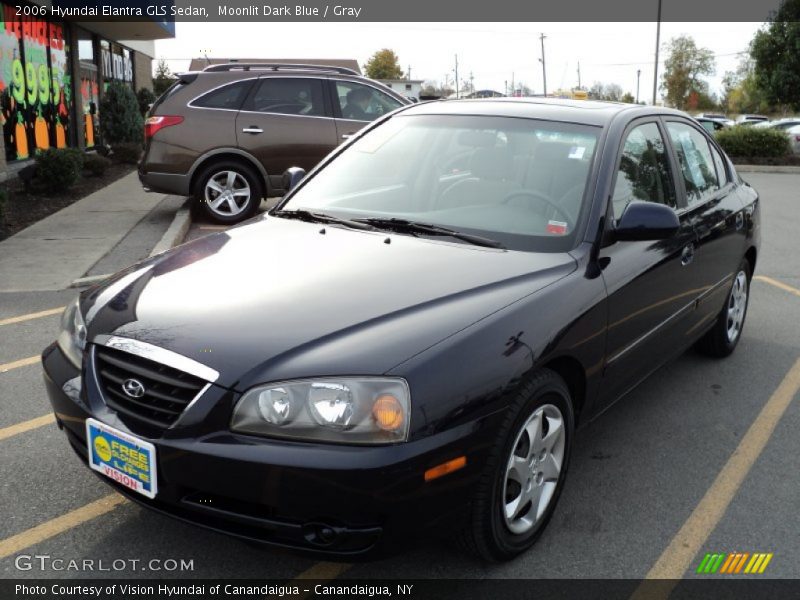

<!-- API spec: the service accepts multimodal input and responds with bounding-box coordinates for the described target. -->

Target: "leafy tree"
[153,59,176,96]
[588,82,623,101]
[750,0,800,111]
[660,35,715,110]
[620,92,635,103]
[364,49,404,80]
[721,58,770,114]
[100,82,144,145]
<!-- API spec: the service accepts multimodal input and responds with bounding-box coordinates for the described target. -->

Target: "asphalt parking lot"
[0,172,798,583]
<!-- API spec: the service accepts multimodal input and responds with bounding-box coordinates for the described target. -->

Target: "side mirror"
[282,167,306,193]
[614,201,680,242]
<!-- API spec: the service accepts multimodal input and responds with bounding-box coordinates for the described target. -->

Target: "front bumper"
[42,343,492,557]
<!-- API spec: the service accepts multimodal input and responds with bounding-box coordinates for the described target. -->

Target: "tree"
[620,92,635,103]
[100,82,144,145]
[136,87,156,116]
[660,35,715,110]
[588,82,624,101]
[363,49,404,80]
[750,0,800,111]
[153,59,175,96]
[721,57,770,114]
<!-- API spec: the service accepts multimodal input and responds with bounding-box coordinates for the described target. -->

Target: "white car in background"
[785,124,800,155]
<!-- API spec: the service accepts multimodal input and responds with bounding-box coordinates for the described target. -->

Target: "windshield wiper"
[272,209,375,231]
[353,218,506,249]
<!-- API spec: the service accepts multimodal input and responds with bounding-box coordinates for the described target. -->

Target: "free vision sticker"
[546,220,568,235]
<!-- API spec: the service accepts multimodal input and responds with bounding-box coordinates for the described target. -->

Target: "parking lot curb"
[736,165,800,174]
[70,207,192,288]
[149,207,192,257]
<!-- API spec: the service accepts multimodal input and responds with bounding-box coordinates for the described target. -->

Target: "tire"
[461,369,574,561]
[192,161,264,224]
[696,258,751,358]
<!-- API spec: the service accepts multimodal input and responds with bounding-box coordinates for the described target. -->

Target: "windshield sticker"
[568,146,586,159]
[547,220,568,235]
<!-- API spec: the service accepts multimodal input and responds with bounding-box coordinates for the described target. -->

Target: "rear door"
[329,79,405,143]
[598,119,698,405]
[235,76,338,186]
[663,119,748,331]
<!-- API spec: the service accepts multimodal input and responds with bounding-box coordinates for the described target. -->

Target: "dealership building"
[0,1,174,179]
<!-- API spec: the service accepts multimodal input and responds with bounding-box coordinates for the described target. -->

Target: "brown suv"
[139,63,410,223]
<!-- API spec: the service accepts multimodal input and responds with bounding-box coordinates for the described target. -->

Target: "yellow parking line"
[631,356,800,597]
[0,355,40,373]
[755,275,800,299]
[0,307,64,326]
[0,494,126,559]
[0,414,55,442]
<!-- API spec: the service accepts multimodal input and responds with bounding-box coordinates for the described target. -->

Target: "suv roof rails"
[203,63,359,76]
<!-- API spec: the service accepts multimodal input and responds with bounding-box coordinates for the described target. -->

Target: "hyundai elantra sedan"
[43,98,759,561]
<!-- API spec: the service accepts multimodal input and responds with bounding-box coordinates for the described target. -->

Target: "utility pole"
[652,0,662,105]
[505,80,508,96]
[636,69,641,103]
[577,61,581,90]
[407,65,411,80]
[469,71,474,96]
[539,33,547,97]
[511,72,515,97]
[454,54,459,99]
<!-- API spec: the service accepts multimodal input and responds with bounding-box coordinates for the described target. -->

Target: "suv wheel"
[193,162,263,224]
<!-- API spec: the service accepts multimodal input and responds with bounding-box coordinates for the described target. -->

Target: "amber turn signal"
[424,456,467,482]
[372,394,404,431]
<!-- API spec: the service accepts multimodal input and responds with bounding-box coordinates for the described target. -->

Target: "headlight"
[56,297,87,368]
[231,377,410,444]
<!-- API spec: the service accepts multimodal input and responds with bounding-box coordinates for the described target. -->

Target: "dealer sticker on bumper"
[86,418,157,499]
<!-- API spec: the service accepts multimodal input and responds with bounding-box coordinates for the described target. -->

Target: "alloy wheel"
[502,403,566,535]
[204,170,251,218]
[726,270,748,343]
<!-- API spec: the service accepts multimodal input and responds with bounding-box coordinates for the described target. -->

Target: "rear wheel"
[192,162,263,224]
[696,258,751,357]
[461,369,574,561]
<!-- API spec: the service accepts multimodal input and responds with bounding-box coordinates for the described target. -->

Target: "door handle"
[681,243,695,266]
[242,127,263,134]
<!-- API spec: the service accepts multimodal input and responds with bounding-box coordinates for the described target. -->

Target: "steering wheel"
[500,190,572,224]
[262,102,306,115]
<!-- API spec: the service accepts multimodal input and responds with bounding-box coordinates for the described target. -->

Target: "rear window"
[190,80,253,110]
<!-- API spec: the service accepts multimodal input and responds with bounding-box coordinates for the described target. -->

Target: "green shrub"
[716,125,790,158]
[137,87,156,116]
[112,142,142,164]
[35,148,83,192]
[100,82,144,144]
[83,153,112,176]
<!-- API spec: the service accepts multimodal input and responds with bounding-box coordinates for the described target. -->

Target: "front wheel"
[696,258,751,358]
[461,369,574,561]
[192,162,263,224]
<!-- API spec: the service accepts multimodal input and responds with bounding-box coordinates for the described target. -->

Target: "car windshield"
[280,114,600,252]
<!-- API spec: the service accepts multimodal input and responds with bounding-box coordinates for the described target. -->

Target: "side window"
[247,78,326,116]
[699,120,715,134]
[335,81,403,122]
[709,143,729,186]
[191,81,252,110]
[666,122,720,206]
[611,122,677,218]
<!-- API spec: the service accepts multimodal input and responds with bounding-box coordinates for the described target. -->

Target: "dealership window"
[0,9,74,161]
[77,28,99,148]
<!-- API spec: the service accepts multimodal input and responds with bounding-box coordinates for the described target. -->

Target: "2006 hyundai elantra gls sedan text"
[43,99,760,561]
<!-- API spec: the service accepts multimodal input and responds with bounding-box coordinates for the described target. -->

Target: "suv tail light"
[144,115,183,140]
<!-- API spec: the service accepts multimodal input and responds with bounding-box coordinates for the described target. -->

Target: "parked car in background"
[735,114,769,126]
[139,63,410,223]
[786,124,800,154]
[754,118,800,131]
[697,113,734,127]
[46,98,760,561]
[695,117,729,134]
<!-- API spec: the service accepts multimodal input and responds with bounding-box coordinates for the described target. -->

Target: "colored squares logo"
[696,552,773,574]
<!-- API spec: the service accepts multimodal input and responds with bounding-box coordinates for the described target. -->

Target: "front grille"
[94,345,207,428]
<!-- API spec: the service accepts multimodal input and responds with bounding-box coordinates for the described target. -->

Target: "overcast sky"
[155,21,763,101]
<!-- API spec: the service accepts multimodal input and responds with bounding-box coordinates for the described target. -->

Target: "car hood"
[82,217,576,390]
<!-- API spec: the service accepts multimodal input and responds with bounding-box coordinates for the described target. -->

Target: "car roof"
[399,97,687,127]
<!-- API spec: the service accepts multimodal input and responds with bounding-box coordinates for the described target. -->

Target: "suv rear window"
[191,80,253,110]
